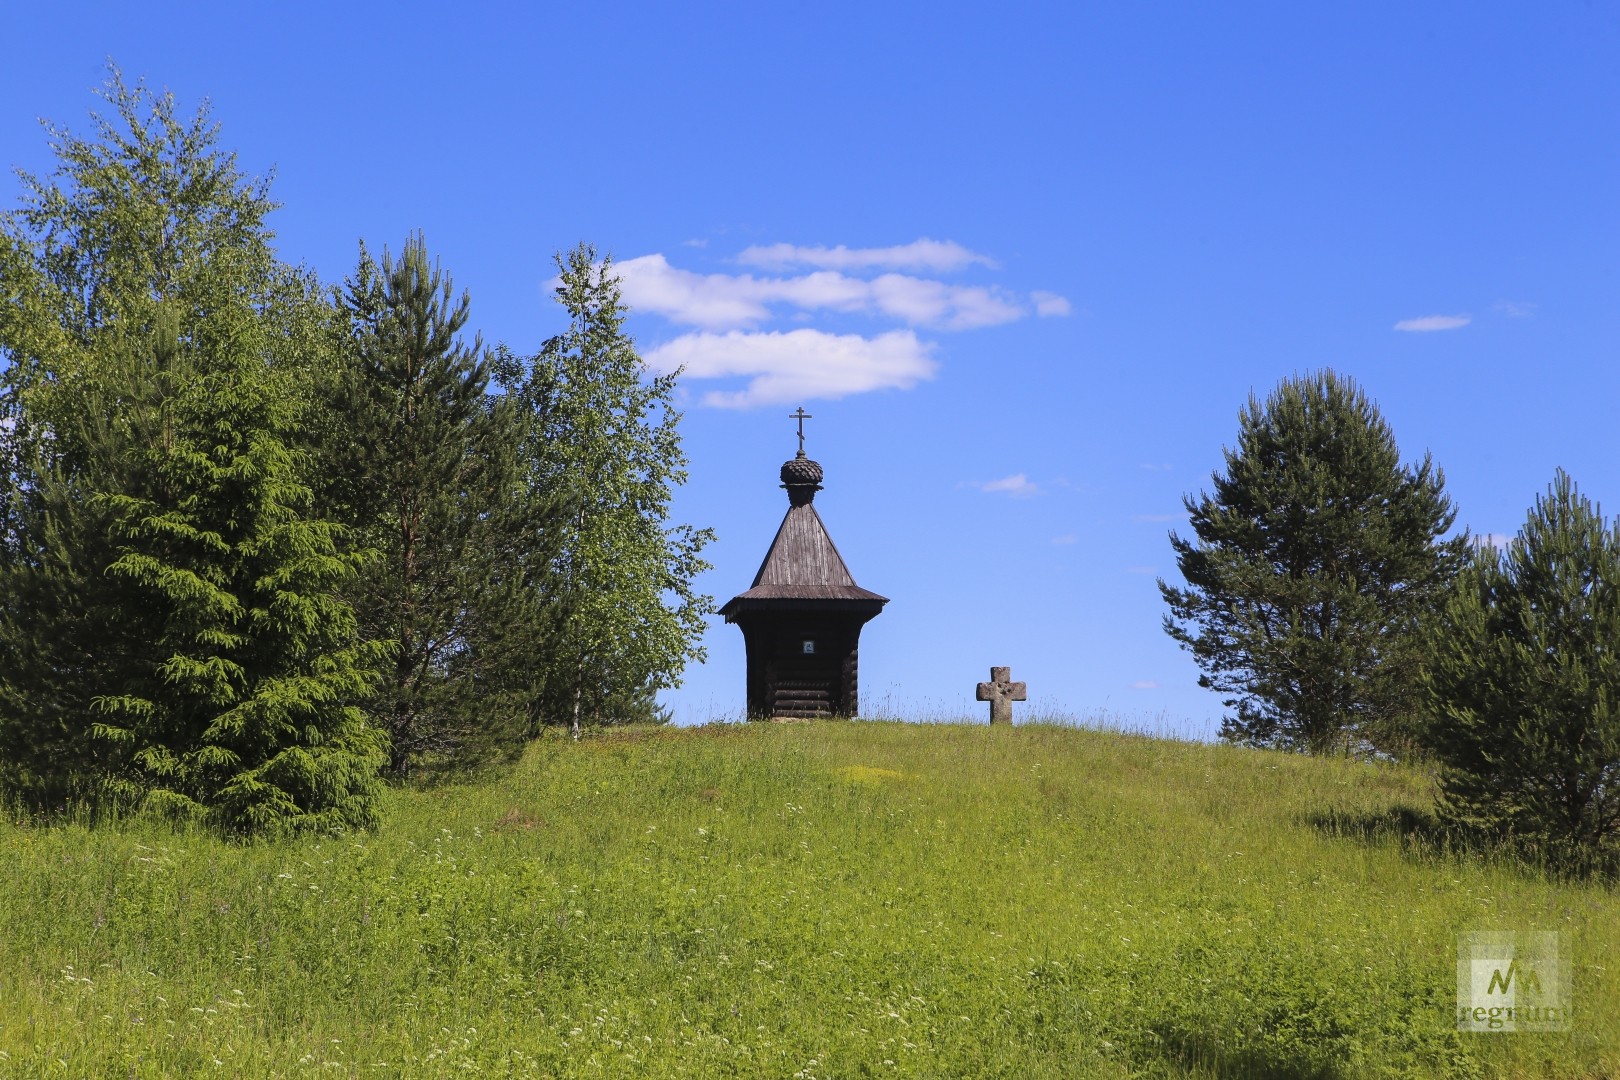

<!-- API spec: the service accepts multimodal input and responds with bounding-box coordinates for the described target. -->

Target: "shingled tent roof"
[720,502,888,618]
[721,445,888,620]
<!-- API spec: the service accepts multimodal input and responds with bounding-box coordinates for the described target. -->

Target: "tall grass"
[0,720,1614,1077]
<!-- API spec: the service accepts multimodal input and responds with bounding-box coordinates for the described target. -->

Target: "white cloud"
[614,254,1024,331]
[866,273,1025,329]
[1394,313,1471,332]
[737,238,994,273]
[613,255,774,328]
[1051,533,1079,545]
[1494,299,1536,318]
[1473,532,1513,551]
[643,328,936,409]
[1129,680,1160,690]
[1031,290,1072,317]
[619,244,1074,408]
[969,473,1040,497]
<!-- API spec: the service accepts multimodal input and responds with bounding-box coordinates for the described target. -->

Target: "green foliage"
[2,68,282,343]
[1161,370,1469,755]
[2,722,1612,1076]
[0,66,338,462]
[331,236,570,775]
[2,71,711,796]
[0,324,168,804]
[86,313,387,836]
[498,244,714,734]
[0,69,385,834]
[0,70,277,805]
[1422,470,1620,874]
[1,305,386,834]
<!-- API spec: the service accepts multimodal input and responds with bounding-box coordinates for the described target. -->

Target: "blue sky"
[3,4,1617,735]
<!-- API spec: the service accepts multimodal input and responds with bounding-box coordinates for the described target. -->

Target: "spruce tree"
[90,311,387,834]
[0,343,159,805]
[335,236,567,775]
[0,70,385,831]
[1160,370,1468,754]
[500,244,714,736]
[1422,471,1620,873]
[1,301,387,832]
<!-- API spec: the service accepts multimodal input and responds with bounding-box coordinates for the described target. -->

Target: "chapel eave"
[719,589,888,621]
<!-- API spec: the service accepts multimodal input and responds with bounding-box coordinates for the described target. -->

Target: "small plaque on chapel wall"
[802,640,815,654]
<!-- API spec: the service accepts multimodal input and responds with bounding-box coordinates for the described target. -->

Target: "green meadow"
[0,720,1614,1078]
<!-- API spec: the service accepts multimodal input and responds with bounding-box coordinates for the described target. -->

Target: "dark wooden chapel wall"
[740,615,865,719]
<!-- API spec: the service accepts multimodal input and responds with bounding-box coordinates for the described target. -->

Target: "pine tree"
[334,236,568,775]
[500,244,714,736]
[1422,471,1620,873]
[1160,370,1469,754]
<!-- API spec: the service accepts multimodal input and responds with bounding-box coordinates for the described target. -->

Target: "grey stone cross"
[976,666,1027,725]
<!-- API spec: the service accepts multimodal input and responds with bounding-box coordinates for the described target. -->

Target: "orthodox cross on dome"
[976,666,1027,725]
[789,407,812,455]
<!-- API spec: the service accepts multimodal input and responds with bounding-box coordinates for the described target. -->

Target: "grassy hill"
[0,720,1614,1078]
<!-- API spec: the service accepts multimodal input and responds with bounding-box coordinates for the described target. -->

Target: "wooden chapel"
[719,411,887,719]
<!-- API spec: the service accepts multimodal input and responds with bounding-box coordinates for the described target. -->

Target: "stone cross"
[976,666,1026,725]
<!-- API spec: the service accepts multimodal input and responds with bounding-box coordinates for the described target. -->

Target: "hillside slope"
[1,721,1614,1078]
